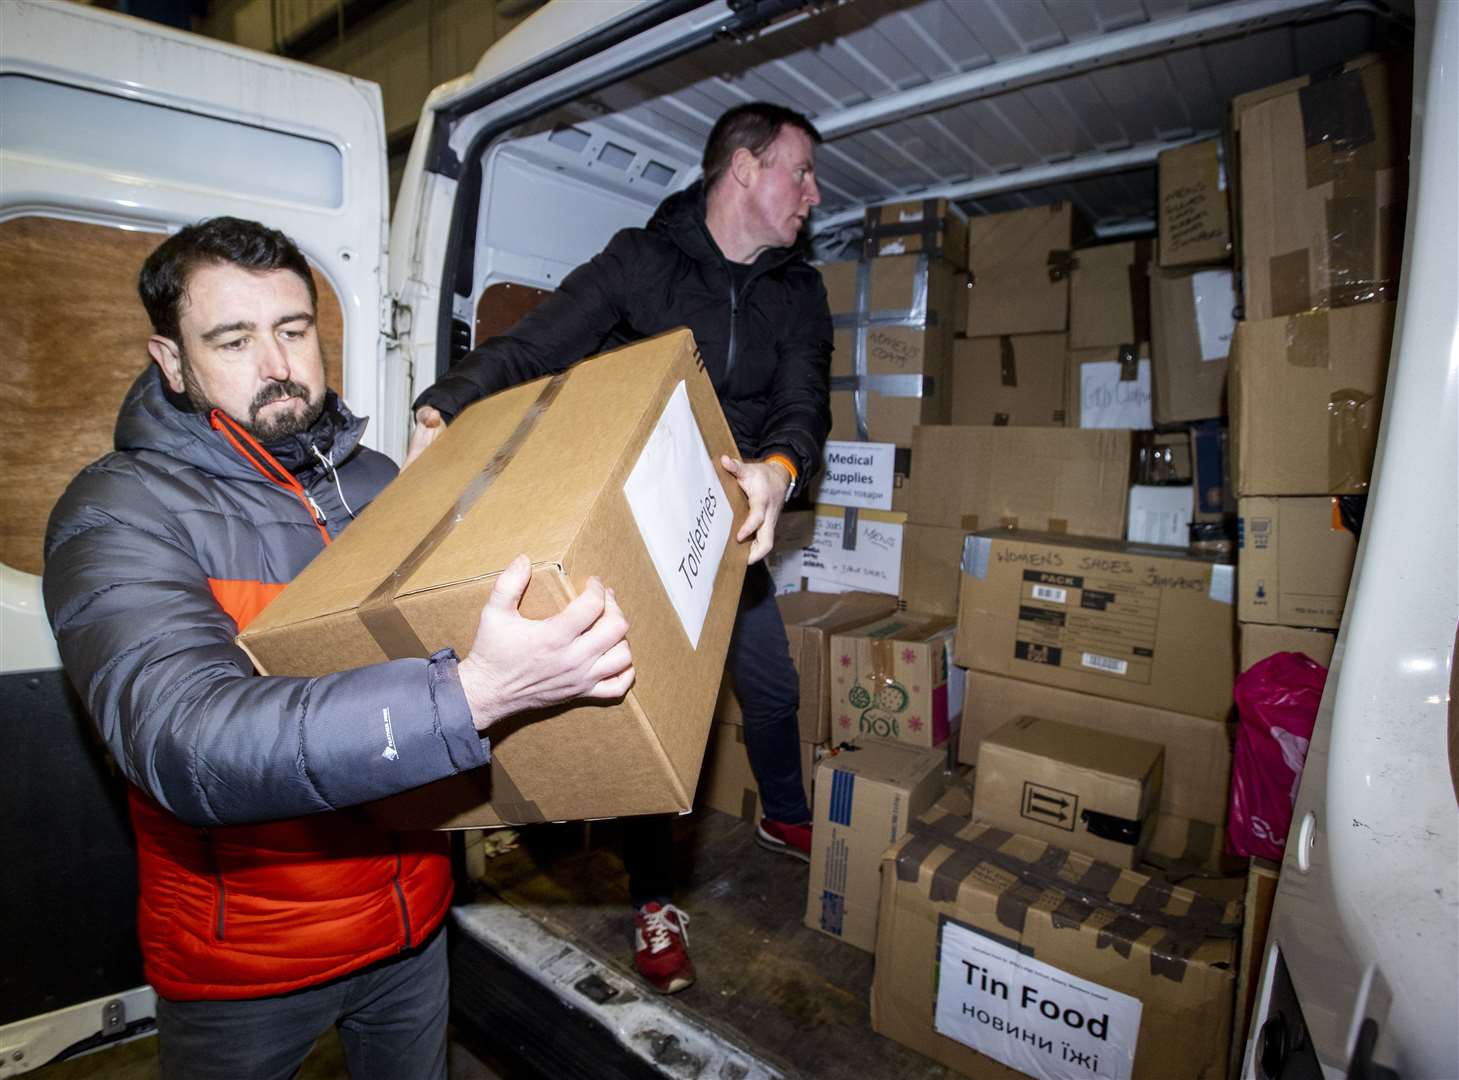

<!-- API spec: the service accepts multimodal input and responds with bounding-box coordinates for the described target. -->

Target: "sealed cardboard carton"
[1237,497,1357,628]
[956,530,1236,720]
[958,670,1232,824]
[1229,304,1395,495]
[1067,343,1152,429]
[872,807,1238,1080]
[1158,137,1232,268]
[966,202,1080,336]
[1068,240,1152,349]
[864,198,968,266]
[1240,622,1336,671]
[1150,267,1235,423]
[822,254,958,447]
[974,716,1164,867]
[806,738,947,951]
[697,718,816,824]
[949,333,1067,427]
[238,329,749,828]
[1144,810,1234,874]
[910,426,1132,539]
[900,522,966,618]
[829,613,958,748]
[1236,53,1409,321]
[717,591,899,743]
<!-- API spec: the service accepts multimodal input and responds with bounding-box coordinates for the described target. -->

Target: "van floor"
[451,808,958,1079]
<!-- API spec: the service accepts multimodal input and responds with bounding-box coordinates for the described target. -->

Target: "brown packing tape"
[995,845,1069,936]
[993,412,1011,426]
[1046,518,1068,534]
[1269,250,1312,319]
[1127,243,1152,346]
[1298,68,1377,170]
[998,515,1020,530]
[487,757,547,825]
[358,374,570,658]
[960,514,980,531]
[1050,861,1123,930]
[999,335,1018,387]
[1326,146,1380,308]
[895,812,978,882]
[1284,311,1330,368]
[871,637,895,689]
[1098,876,1174,962]
[1329,387,1377,492]
[1047,249,1075,283]
[1118,344,1139,381]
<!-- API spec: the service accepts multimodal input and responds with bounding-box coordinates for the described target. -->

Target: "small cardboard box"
[910,426,1132,539]
[1150,267,1235,424]
[1229,304,1395,495]
[1068,240,1152,350]
[823,254,959,447]
[801,505,906,597]
[1158,137,1232,268]
[1240,622,1336,671]
[966,202,1081,336]
[1067,343,1153,429]
[696,718,816,824]
[829,613,958,748]
[900,522,967,618]
[958,669,1232,825]
[974,716,1164,867]
[956,530,1236,720]
[1235,53,1409,321]
[949,333,1067,427]
[238,329,750,828]
[716,591,900,743]
[1237,497,1357,629]
[807,737,947,951]
[872,808,1238,1080]
[864,197,969,267]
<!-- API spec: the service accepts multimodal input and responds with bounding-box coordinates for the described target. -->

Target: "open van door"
[0,1,390,1069]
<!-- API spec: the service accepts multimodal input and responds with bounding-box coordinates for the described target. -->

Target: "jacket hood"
[648,180,806,273]
[114,366,368,482]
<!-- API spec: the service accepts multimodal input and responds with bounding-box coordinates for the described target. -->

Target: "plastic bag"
[1226,651,1327,860]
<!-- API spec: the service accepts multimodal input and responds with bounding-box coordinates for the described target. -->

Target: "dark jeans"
[626,562,807,906]
[156,925,448,1080]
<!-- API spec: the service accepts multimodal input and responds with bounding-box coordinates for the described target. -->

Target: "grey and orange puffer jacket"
[43,367,489,1001]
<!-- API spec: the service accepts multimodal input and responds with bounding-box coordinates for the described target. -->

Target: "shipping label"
[1077,359,1151,429]
[803,513,902,596]
[1013,570,1158,684]
[622,381,732,648]
[934,918,1142,1080]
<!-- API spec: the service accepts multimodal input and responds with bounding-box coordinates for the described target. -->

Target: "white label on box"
[802,512,902,596]
[818,441,896,510]
[766,548,804,596]
[934,919,1142,1080]
[1191,270,1236,362]
[1079,360,1152,429]
[622,380,732,649]
[1031,584,1068,604]
[1126,485,1194,547]
[1081,652,1129,676]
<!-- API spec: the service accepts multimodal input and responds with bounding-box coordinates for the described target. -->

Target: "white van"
[0,1,1453,1077]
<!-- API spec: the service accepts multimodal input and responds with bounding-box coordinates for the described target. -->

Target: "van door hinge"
[385,296,413,344]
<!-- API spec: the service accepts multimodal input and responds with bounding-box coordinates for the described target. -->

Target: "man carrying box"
[41,217,634,1079]
[409,101,833,994]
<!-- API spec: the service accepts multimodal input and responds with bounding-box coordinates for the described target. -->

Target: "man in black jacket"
[409,102,831,994]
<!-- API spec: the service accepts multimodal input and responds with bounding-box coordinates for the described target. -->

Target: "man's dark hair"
[701,102,822,195]
[138,216,317,342]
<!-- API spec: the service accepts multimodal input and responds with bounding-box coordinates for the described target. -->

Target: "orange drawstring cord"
[210,409,331,547]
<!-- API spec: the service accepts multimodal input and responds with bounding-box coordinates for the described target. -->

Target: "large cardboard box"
[1229,304,1395,495]
[966,202,1080,336]
[829,613,958,748]
[697,718,816,824]
[1236,53,1409,321]
[872,808,1239,1080]
[1158,137,1232,268]
[864,197,968,267]
[806,738,947,951]
[1239,622,1336,672]
[975,716,1164,867]
[1237,497,1357,629]
[956,530,1236,720]
[1068,240,1152,350]
[958,670,1232,825]
[716,591,899,743]
[822,254,958,447]
[1150,267,1235,423]
[1067,343,1152,429]
[910,426,1132,538]
[238,330,749,828]
[900,522,966,618]
[949,333,1067,427]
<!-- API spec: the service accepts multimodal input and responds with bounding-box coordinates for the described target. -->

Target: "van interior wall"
[0,215,345,577]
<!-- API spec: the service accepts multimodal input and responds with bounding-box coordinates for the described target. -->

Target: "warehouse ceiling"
[562,0,1414,243]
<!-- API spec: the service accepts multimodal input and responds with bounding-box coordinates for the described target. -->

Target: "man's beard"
[179,348,326,443]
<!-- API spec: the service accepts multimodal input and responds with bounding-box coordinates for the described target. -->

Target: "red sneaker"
[756,818,812,862]
[632,902,695,994]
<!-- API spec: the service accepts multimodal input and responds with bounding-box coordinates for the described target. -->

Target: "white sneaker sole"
[755,824,810,863]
